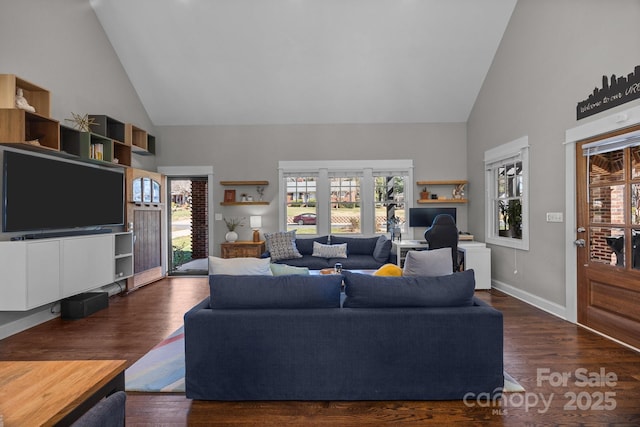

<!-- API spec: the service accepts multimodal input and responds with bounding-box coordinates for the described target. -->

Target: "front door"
[576,126,640,349]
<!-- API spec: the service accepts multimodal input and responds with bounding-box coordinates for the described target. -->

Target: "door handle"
[574,239,586,247]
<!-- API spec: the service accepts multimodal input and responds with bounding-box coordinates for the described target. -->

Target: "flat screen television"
[408,207,456,228]
[2,150,125,233]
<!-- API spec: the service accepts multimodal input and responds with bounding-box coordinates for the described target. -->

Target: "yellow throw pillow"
[373,263,403,276]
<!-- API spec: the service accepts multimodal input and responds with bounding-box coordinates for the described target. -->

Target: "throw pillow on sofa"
[209,274,342,309]
[264,230,302,261]
[294,235,330,255]
[269,263,310,276]
[208,256,273,275]
[403,247,453,277]
[312,241,348,258]
[342,269,475,308]
[373,263,403,276]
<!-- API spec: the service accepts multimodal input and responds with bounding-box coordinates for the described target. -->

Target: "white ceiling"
[90,0,517,126]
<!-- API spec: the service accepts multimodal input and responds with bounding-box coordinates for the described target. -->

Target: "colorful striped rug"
[125,325,525,394]
[125,326,185,393]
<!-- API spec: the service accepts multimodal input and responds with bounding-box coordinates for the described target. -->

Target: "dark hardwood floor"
[1,277,640,426]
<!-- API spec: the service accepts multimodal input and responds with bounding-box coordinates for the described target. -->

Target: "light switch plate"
[546,212,563,222]
[215,213,223,221]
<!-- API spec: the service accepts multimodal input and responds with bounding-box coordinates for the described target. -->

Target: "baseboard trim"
[0,306,59,340]
[491,279,568,321]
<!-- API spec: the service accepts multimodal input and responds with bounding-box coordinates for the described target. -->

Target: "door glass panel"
[589,151,624,184]
[589,185,624,224]
[632,184,640,224]
[590,227,625,267]
[632,146,640,179]
[633,230,640,270]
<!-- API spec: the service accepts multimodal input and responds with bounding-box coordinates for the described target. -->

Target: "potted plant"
[420,187,430,200]
[223,217,245,242]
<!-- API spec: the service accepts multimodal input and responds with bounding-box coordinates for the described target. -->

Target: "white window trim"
[484,136,530,250]
[278,160,414,235]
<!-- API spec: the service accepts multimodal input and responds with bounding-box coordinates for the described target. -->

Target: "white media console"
[0,232,133,310]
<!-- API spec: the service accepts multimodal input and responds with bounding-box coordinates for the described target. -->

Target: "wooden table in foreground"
[0,359,126,427]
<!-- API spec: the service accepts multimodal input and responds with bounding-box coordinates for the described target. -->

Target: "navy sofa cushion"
[342,269,475,308]
[209,274,342,309]
[331,235,379,255]
[372,235,392,263]
[295,236,330,255]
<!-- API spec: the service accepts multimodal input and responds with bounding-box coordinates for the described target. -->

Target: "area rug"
[125,325,525,394]
[125,326,186,392]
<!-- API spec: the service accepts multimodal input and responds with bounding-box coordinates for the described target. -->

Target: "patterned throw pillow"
[312,241,348,258]
[264,231,303,261]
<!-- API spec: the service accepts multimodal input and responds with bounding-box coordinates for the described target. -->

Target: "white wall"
[0,0,156,338]
[156,123,468,254]
[467,0,640,311]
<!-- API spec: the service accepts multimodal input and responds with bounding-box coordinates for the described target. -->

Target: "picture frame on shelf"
[224,189,236,203]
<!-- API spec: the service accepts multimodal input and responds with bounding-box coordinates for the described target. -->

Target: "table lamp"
[250,216,262,242]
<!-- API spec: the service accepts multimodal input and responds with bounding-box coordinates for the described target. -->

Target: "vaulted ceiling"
[90,0,517,126]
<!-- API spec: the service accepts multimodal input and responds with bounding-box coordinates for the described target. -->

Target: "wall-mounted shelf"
[417,198,468,204]
[220,180,269,205]
[220,180,269,186]
[220,201,269,206]
[417,180,468,186]
[417,180,468,204]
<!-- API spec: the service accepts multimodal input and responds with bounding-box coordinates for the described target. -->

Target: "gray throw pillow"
[403,247,453,277]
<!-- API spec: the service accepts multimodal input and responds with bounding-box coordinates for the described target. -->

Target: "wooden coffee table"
[0,359,126,426]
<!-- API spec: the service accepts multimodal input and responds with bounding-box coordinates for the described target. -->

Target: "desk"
[0,359,126,427]
[392,240,491,290]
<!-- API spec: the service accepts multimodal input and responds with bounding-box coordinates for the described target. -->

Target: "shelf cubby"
[126,123,152,154]
[88,115,126,144]
[0,109,59,150]
[0,74,51,117]
[60,126,113,163]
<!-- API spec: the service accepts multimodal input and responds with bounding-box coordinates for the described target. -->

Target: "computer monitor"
[408,207,456,228]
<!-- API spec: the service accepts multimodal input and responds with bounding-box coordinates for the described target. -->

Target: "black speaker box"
[61,292,109,319]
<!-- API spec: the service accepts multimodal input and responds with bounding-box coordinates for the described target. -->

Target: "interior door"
[576,125,640,349]
[125,168,165,291]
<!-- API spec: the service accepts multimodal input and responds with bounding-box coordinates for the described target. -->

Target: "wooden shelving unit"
[416,180,468,204]
[220,180,269,205]
[0,76,157,167]
[126,123,155,155]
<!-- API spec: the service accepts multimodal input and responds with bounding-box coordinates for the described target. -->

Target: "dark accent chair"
[71,391,126,427]
[424,214,459,271]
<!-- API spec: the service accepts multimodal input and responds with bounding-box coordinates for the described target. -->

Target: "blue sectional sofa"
[184,269,504,401]
[269,235,396,270]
